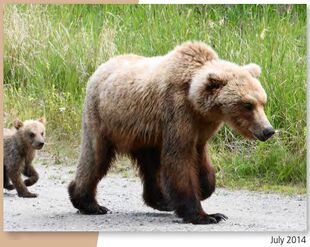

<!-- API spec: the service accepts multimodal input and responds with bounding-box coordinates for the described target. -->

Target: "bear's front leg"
[197,143,216,200]
[9,170,37,198]
[161,122,226,224]
[161,153,226,224]
[23,162,39,187]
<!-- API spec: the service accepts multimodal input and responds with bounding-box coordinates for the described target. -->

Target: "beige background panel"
[0,1,138,247]
[0,233,98,247]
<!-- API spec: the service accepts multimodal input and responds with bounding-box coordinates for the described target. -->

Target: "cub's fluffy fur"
[4,118,46,198]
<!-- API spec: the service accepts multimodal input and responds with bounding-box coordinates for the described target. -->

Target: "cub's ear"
[243,63,261,78]
[13,119,23,129]
[206,72,227,91]
[38,117,46,125]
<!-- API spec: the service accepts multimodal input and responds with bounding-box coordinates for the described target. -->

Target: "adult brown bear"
[68,42,274,224]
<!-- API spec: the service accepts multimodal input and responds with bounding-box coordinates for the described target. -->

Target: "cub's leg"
[4,166,14,190]
[7,163,37,198]
[23,163,39,187]
[130,147,173,212]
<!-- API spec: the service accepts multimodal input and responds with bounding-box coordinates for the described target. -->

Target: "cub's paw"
[18,192,38,198]
[24,179,36,187]
[4,184,15,190]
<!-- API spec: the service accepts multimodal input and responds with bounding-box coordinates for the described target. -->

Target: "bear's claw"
[208,213,228,223]
[183,213,228,225]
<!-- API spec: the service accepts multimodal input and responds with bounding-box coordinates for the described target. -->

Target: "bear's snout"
[255,127,275,142]
[263,127,275,139]
[34,141,44,150]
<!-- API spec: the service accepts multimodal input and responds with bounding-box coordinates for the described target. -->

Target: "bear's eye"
[29,132,35,138]
[41,132,44,136]
[244,103,253,111]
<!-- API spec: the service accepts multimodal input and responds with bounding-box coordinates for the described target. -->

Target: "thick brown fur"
[3,118,46,198]
[68,41,274,224]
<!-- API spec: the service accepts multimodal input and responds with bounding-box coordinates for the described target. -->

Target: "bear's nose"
[263,127,275,140]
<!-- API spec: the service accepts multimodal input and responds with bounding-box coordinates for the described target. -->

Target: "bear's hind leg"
[130,148,173,211]
[68,129,115,215]
[4,166,14,190]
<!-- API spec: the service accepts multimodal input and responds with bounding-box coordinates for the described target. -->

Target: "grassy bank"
[4,4,307,192]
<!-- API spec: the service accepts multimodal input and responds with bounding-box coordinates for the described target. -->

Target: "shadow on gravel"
[132,212,173,218]
[3,193,16,198]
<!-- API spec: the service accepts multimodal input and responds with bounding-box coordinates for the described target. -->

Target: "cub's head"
[188,60,275,142]
[14,118,46,149]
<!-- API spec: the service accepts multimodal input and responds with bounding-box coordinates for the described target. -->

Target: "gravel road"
[3,163,307,232]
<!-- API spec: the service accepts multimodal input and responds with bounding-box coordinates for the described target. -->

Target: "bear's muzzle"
[254,127,275,142]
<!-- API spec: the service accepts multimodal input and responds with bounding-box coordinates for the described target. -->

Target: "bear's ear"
[38,117,46,125]
[13,119,23,130]
[206,72,227,91]
[243,63,261,78]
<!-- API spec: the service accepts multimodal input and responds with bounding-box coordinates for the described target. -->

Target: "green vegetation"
[4,4,306,193]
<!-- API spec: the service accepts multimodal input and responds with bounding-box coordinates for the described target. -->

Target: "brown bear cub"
[4,118,46,198]
[68,42,275,224]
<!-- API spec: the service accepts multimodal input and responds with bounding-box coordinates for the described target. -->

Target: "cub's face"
[14,118,46,149]
[189,61,275,142]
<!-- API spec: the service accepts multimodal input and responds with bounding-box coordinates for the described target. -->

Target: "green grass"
[3,4,307,193]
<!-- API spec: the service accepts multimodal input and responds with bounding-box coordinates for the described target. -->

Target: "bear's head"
[14,118,46,149]
[189,60,275,142]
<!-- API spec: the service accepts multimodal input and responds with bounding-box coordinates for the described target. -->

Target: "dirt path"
[3,164,307,232]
